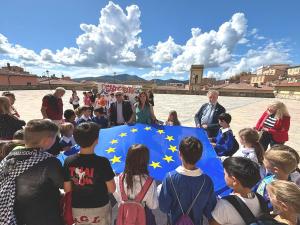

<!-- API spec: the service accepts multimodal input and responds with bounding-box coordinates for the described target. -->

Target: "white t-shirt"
[212,194,262,225]
[233,147,258,164]
[116,102,125,124]
[113,175,158,209]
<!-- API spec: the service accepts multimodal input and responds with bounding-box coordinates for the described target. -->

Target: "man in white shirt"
[195,90,225,138]
[109,91,133,126]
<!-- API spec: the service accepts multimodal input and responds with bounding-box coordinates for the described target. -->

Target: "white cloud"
[0,2,151,68]
[221,41,291,78]
[150,36,183,63]
[166,12,248,73]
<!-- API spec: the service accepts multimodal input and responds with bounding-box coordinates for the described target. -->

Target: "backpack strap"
[134,176,153,203]
[119,173,129,201]
[255,193,270,213]
[223,195,256,225]
[169,172,184,215]
[168,172,206,216]
[186,177,206,215]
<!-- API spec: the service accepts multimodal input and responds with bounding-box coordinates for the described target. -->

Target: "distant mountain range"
[73,74,189,85]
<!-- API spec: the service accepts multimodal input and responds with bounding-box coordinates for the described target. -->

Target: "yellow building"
[288,66,300,76]
[252,64,289,85]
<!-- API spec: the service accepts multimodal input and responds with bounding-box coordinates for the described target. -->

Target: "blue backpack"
[224,194,286,225]
[169,173,206,225]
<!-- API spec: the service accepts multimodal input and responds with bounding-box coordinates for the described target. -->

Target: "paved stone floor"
[11,90,299,151]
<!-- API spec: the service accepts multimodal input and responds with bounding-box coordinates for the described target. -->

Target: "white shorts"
[72,203,112,225]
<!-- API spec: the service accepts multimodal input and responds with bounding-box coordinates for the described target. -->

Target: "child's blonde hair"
[264,149,298,174]
[268,101,290,119]
[267,180,300,213]
[60,122,74,136]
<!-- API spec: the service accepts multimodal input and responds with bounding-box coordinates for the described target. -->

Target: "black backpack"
[222,131,239,156]
[223,194,286,225]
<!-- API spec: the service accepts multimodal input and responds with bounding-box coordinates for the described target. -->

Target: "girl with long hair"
[255,101,290,150]
[0,97,25,140]
[233,128,265,176]
[165,110,181,126]
[113,144,158,209]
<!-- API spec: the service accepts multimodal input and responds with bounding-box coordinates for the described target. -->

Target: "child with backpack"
[159,136,217,225]
[267,180,300,225]
[114,144,158,225]
[210,113,239,156]
[256,147,298,209]
[63,122,116,225]
[210,157,280,225]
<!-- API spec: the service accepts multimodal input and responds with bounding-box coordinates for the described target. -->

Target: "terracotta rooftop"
[39,79,80,85]
[0,70,37,77]
[212,83,273,90]
[275,82,300,87]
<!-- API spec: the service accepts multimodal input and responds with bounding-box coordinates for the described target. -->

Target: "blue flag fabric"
[57,123,228,195]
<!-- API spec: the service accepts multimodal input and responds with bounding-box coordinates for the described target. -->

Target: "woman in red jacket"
[255,101,290,150]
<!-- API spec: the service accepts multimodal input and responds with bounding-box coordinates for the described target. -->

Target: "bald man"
[195,90,226,138]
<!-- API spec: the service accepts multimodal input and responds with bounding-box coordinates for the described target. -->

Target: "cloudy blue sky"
[0,0,299,80]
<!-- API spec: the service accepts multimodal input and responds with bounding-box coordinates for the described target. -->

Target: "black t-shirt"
[15,156,64,225]
[64,154,115,208]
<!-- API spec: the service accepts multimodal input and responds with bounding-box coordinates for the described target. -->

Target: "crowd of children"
[0,90,300,225]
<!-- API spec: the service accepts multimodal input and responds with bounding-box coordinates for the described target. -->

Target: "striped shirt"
[263,114,276,128]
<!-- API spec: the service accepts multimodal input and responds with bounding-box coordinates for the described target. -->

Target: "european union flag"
[96,123,227,195]
[57,123,227,195]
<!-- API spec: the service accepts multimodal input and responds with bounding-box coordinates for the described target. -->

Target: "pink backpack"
[116,174,153,225]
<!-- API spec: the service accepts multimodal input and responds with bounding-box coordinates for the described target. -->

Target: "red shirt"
[42,95,63,120]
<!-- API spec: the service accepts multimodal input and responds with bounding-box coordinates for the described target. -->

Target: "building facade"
[189,65,204,91]
[0,63,38,87]
[251,64,289,85]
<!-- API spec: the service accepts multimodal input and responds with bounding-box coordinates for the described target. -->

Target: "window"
[27,82,31,86]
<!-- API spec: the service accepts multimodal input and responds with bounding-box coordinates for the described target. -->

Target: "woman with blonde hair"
[255,101,290,150]
[267,180,300,225]
[0,96,25,140]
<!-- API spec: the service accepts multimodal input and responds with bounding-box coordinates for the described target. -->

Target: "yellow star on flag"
[119,132,127,137]
[163,155,174,163]
[157,129,165,134]
[110,139,118,144]
[131,128,138,133]
[110,155,121,164]
[149,161,162,169]
[144,126,152,131]
[168,145,178,153]
[165,135,174,141]
[105,147,116,154]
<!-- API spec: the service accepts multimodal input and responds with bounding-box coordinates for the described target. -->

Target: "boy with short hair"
[63,122,116,225]
[211,113,238,156]
[255,147,298,208]
[76,106,92,125]
[0,119,64,225]
[92,107,109,128]
[64,109,76,126]
[210,157,262,225]
[159,136,217,225]
[59,122,76,151]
